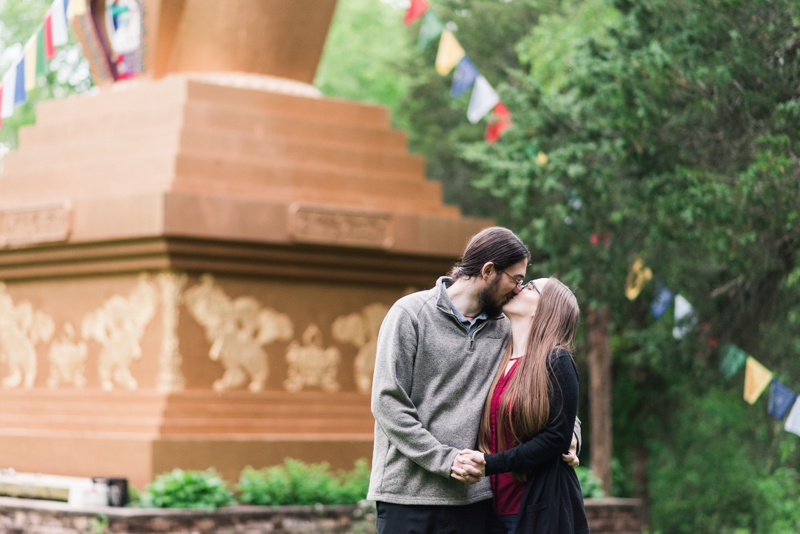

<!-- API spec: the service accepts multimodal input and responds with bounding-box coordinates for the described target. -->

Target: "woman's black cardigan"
[484,349,590,534]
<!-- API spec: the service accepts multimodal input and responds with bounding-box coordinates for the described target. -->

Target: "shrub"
[140,469,235,510]
[575,466,606,499]
[239,458,370,506]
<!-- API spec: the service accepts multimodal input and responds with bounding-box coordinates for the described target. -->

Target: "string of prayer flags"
[435,30,465,75]
[672,295,695,339]
[650,285,674,319]
[721,344,748,380]
[467,75,499,123]
[451,56,479,98]
[51,0,70,47]
[404,0,430,26]
[767,380,797,420]
[785,399,800,437]
[625,258,652,301]
[743,356,773,405]
[485,102,512,143]
[417,9,444,50]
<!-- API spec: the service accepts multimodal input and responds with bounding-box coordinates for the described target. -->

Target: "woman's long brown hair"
[478,277,580,468]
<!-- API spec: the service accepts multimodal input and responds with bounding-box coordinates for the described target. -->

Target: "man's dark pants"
[376,500,492,534]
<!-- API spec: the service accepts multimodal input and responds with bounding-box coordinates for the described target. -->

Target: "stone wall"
[0,496,642,533]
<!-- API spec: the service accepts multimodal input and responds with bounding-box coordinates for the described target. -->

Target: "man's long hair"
[477,277,580,477]
[450,227,530,280]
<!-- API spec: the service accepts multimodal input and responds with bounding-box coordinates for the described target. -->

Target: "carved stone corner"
[288,204,394,250]
[0,201,71,248]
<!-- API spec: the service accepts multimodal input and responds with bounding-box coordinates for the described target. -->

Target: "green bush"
[239,458,370,506]
[140,469,235,510]
[575,467,606,499]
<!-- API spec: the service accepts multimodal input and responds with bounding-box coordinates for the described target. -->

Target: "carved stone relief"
[0,202,71,248]
[289,204,393,249]
[81,274,157,391]
[0,284,54,388]
[332,303,389,394]
[156,272,187,392]
[184,275,294,392]
[47,323,88,389]
[284,324,340,393]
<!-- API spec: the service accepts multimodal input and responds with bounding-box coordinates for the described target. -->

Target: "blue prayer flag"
[768,379,797,420]
[14,58,26,106]
[650,285,674,319]
[450,56,479,98]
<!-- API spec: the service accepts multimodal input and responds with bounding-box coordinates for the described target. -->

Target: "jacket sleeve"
[370,304,460,478]
[484,351,579,476]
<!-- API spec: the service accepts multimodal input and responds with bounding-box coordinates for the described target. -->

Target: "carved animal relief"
[47,323,88,389]
[332,303,389,394]
[156,272,187,392]
[0,284,54,388]
[185,275,294,392]
[285,324,340,393]
[81,275,157,391]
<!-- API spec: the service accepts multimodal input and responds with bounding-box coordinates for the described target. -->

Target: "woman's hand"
[450,449,486,484]
[561,433,580,468]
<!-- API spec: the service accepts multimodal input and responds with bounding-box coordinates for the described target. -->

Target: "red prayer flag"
[484,102,512,143]
[404,0,430,25]
[44,9,56,60]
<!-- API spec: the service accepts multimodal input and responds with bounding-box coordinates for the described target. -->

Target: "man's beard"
[477,276,514,317]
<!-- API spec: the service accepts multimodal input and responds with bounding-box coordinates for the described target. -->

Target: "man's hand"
[562,432,580,468]
[451,449,486,484]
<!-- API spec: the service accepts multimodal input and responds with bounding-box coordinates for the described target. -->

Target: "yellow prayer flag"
[435,30,465,76]
[625,258,652,301]
[743,356,773,405]
[535,151,548,165]
[67,0,87,19]
[24,36,37,91]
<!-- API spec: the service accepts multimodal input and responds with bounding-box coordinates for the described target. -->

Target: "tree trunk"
[632,444,650,527]
[587,305,613,496]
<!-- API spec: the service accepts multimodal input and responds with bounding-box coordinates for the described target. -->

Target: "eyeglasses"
[525,281,541,295]
[499,270,526,289]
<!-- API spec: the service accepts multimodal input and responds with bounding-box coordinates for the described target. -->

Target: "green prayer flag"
[721,344,748,380]
[417,10,444,50]
[36,25,46,76]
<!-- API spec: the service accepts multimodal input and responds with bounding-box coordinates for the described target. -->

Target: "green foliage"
[140,469,235,510]
[575,466,606,498]
[238,458,370,506]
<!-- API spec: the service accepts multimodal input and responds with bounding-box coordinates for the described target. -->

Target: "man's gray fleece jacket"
[368,277,581,506]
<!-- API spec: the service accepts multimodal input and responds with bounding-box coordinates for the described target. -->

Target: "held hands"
[451,450,486,485]
[562,433,580,468]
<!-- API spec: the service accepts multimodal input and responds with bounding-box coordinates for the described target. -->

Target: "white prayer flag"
[784,398,800,437]
[51,0,69,46]
[672,294,695,339]
[467,75,500,124]
[1,66,17,118]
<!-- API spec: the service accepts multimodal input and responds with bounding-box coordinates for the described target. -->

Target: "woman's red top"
[488,357,526,515]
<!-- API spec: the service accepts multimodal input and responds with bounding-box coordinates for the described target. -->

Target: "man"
[368,227,580,534]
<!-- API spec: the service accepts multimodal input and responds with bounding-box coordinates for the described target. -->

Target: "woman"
[454,277,589,534]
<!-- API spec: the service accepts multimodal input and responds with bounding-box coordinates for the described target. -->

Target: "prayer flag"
[767,380,797,420]
[650,285,674,319]
[24,36,37,91]
[535,151,548,165]
[467,75,500,124]
[51,0,69,47]
[785,398,800,437]
[721,344,748,380]
[417,9,444,50]
[404,0,429,26]
[14,58,27,106]
[36,26,47,75]
[485,102,511,143]
[66,0,86,19]
[451,56,479,98]
[672,294,695,339]
[743,356,773,405]
[435,30,465,76]
[2,66,17,118]
[0,83,3,129]
[44,10,56,59]
[625,258,652,301]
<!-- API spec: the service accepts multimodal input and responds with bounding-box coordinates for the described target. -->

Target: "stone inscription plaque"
[0,202,71,247]
[289,204,393,249]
